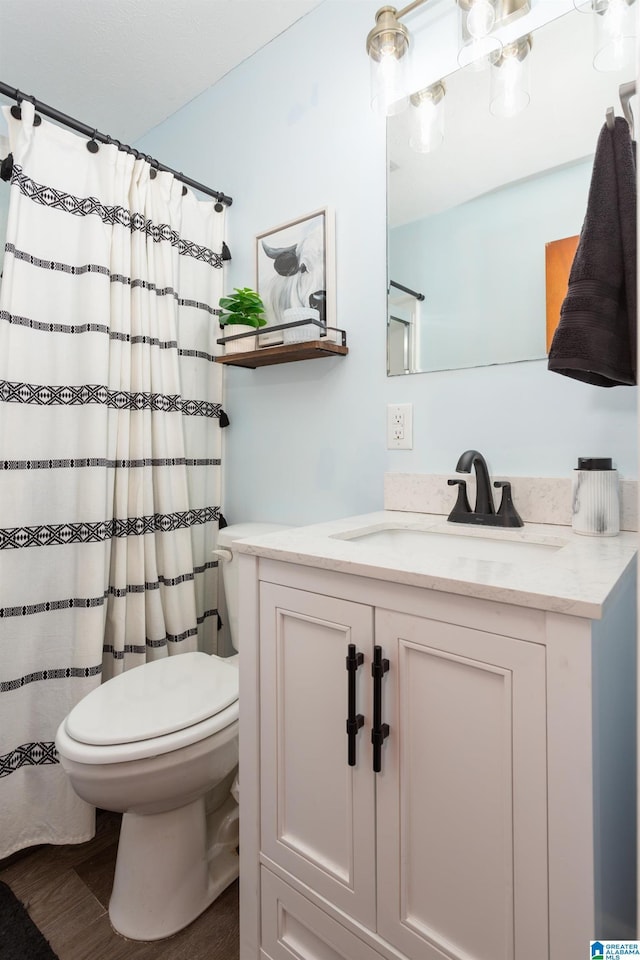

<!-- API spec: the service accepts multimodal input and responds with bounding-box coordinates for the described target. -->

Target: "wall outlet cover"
[387,403,413,449]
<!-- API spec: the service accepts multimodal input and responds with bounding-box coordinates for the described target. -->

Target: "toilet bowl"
[54,521,288,941]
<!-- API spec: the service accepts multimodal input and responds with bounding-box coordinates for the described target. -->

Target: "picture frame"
[255,207,336,347]
[545,234,579,352]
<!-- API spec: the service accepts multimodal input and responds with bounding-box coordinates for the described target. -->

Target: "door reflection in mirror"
[388,280,424,375]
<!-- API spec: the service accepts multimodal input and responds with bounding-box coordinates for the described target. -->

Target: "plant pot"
[223,325,257,354]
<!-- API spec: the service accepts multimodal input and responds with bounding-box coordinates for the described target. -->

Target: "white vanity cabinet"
[238,534,636,960]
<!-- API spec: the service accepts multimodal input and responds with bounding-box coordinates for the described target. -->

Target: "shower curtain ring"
[11,90,23,120]
[16,94,41,125]
[87,129,99,154]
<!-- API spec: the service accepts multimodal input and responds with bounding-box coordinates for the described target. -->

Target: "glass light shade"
[490,36,532,118]
[367,8,411,117]
[592,0,636,71]
[409,83,446,153]
[458,0,502,70]
[369,43,410,115]
[466,0,495,36]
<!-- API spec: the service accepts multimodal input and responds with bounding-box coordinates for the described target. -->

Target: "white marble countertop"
[233,511,638,619]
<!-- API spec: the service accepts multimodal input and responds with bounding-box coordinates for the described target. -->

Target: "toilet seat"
[58,652,238,765]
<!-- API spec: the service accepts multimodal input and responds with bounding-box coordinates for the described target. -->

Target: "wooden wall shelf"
[214,340,348,369]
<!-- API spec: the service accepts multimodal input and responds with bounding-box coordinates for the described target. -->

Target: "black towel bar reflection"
[345,644,364,766]
[371,646,390,773]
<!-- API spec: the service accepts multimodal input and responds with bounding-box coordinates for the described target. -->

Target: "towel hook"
[619,80,636,138]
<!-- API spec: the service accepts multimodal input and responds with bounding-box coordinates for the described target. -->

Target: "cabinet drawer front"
[375,610,548,960]
[260,584,376,928]
[262,869,384,960]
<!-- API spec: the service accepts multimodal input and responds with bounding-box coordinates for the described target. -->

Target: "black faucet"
[447,449,523,527]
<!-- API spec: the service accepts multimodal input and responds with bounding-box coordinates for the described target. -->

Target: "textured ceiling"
[0,0,325,144]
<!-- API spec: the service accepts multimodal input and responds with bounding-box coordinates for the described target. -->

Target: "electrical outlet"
[387,403,413,449]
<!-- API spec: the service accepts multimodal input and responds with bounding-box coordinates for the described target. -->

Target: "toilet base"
[109,794,239,941]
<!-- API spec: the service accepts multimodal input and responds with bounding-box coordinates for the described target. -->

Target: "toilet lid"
[64,652,239,746]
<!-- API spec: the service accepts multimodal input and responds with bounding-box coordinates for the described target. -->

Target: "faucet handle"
[447,478,472,522]
[493,481,524,528]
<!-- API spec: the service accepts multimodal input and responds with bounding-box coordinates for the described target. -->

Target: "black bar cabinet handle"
[345,643,365,767]
[371,645,390,773]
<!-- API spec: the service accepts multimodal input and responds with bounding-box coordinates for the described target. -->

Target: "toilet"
[55,522,286,941]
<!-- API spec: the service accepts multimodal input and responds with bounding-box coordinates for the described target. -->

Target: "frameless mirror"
[387,7,631,375]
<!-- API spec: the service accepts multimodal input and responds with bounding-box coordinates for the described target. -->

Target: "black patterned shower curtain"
[0,101,227,856]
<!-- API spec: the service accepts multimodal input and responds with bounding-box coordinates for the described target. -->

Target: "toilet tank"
[214,523,291,650]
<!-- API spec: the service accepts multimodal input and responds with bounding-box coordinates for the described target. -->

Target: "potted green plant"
[218,287,267,353]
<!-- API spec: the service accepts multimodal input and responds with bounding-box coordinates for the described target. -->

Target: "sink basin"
[334,525,565,565]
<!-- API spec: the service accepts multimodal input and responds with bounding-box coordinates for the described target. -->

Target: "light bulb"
[501,57,520,115]
[458,0,502,69]
[604,0,627,28]
[367,9,410,116]
[601,0,627,60]
[409,82,446,153]
[592,0,637,71]
[377,30,401,59]
[490,36,532,118]
[466,0,496,38]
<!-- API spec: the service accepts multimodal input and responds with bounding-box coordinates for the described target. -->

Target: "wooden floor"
[0,811,239,959]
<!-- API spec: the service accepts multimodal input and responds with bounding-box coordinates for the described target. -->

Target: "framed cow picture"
[255,207,336,347]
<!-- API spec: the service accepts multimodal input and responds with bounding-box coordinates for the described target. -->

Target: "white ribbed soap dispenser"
[571,457,620,536]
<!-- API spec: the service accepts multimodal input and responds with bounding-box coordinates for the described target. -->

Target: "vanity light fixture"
[366,1,430,116]
[409,81,446,152]
[489,33,532,118]
[366,0,532,116]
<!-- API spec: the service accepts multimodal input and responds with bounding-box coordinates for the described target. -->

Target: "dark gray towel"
[548,116,636,387]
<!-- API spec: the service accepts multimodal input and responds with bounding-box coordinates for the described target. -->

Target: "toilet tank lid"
[64,652,238,746]
[217,522,291,548]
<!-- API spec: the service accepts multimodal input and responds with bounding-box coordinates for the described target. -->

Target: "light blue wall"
[137,0,637,526]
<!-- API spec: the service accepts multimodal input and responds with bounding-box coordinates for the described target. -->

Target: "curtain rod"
[389,279,425,301]
[0,81,233,207]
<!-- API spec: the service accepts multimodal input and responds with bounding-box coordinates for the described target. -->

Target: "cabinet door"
[260,583,376,928]
[375,610,548,960]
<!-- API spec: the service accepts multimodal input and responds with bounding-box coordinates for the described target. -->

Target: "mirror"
[387,7,632,375]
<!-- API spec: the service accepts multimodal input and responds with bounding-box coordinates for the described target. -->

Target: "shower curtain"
[0,102,226,857]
